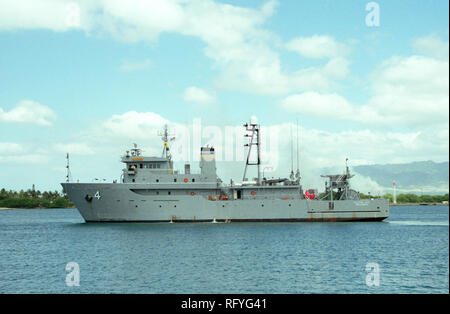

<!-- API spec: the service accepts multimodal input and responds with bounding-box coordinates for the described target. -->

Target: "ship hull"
[62,183,389,223]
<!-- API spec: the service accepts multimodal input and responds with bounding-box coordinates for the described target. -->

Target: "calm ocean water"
[0,205,448,294]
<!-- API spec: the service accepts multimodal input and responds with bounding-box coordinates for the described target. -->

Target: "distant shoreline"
[0,206,75,210]
[390,203,448,206]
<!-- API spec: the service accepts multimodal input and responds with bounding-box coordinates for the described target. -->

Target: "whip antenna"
[290,124,293,173]
[296,118,299,171]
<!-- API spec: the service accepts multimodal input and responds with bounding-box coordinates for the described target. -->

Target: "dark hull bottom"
[85,217,387,223]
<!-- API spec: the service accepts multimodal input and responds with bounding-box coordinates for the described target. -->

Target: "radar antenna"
[158,124,174,160]
[158,124,175,173]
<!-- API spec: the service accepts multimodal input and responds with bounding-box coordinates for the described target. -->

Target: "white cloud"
[214,49,351,95]
[0,142,48,164]
[183,87,216,104]
[279,92,360,120]
[0,0,77,31]
[0,154,49,164]
[0,142,25,154]
[412,35,449,61]
[53,143,95,155]
[91,0,185,41]
[322,57,350,79]
[0,0,351,95]
[90,112,448,165]
[120,59,151,71]
[285,35,351,59]
[279,37,449,128]
[71,111,181,162]
[368,54,449,126]
[350,174,384,195]
[98,111,169,140]
[0,100,57,126]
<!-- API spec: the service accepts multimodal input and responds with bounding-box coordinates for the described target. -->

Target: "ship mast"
[159,124,173,160]
[158,124,174,173]
[242,121,261,185]
[66,153,72,183]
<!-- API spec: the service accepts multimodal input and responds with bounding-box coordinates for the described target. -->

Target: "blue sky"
[0,0,448,193]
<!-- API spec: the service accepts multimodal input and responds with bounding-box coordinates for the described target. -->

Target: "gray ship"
[62,122,389,222]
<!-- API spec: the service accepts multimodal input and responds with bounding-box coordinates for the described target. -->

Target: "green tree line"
[0,188,74,209]
[318,191,448,203]
[360,193,449,203]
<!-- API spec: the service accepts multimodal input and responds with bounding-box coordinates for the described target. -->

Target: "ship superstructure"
[62,122,389,222]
